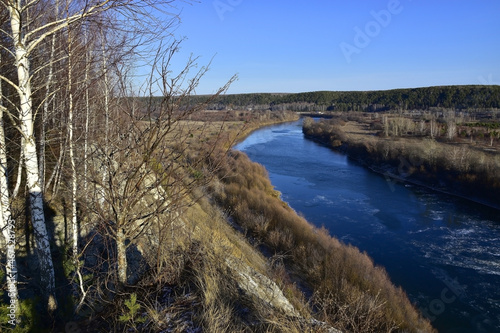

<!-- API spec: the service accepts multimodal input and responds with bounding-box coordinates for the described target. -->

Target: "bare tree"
[446,119,457,141]
[430,117,438,139]
[3,0,58,310]
[0,0,182,311]
[65,0,79,265]
[39,0,60,193]
[84,43,236,286]
[382,114,389,137]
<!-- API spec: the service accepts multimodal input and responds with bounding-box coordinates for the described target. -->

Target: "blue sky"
[164,0,500,94]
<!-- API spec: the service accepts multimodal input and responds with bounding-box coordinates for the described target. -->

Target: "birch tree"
[65,0,79,264]
[39,0,62,194]
[3,0,58,310]
[0,0,178,311]
[446,119,457,141]
[0,53,18,308]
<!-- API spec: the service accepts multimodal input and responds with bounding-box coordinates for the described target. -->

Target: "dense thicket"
[189,85,500,112]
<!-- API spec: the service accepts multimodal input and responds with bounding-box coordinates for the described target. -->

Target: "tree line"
[189,85,500,112]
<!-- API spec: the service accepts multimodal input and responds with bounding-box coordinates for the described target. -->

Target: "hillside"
[78,112,434,332]
[186,85,500,113]
[0,0,492,331]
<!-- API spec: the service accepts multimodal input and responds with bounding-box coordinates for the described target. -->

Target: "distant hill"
[186,85,500,112]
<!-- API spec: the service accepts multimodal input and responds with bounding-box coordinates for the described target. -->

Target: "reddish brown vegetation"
[210,150,435,332]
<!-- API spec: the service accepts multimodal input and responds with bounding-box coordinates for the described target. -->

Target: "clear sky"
[164,0,500,94]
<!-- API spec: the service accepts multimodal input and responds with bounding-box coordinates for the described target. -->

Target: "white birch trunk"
[46,133,65,193]
[8,1,57,311]
[0,56,19,305]
[67,23,78,260]
[40,1,58,192]
[100,30,110,206]
[11,141,23,199]
[117,226,127,285]
[430,119,436,139]
[83,30,90,198]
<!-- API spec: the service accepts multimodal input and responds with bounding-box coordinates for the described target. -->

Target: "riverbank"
[211,120,435,332]
[232,112,300,145]
[69,114,433,332]
[237,120,500,333]
[302,116,500,210]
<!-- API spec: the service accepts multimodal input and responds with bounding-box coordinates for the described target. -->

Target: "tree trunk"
[68,25,78,260]
[83,29,90,200]
[101,31,110,207]
[11,141,23,199]
[40,3,58,193]
[8,1,57,311]
[117,227,127,285]
[0,58,19,306]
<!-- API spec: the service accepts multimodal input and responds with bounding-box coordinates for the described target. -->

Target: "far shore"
[302,115,500,211]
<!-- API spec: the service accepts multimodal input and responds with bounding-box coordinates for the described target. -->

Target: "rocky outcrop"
[226,257,342,333]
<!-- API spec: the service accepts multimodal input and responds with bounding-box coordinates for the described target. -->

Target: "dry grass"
[68,113,317,332]
[212,150,436,332]
[81,194,324,332]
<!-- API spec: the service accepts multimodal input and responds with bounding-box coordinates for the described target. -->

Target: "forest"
[190,85,500,112]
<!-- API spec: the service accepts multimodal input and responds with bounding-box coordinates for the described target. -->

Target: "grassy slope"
[73,112,330,332]
[151,112,434,332]
[170,112,435,332]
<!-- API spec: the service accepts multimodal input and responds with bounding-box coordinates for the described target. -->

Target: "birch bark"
[0,55,19,307]
[66,21,78,261]
[117,226,127,285]
[7,0,57,310]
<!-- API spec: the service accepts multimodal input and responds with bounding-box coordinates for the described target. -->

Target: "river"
[234,120,500,333]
